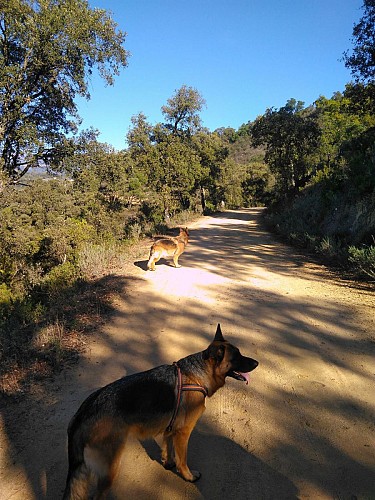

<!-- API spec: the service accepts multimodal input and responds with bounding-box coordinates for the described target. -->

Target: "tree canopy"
[161,85,206,136]
[344,0,375,82]
[0,0,129,186]
[251,99,320,195]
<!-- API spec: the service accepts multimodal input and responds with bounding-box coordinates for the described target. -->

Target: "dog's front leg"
[161,433,175,470]
[173,429,200,482]
[173,255,181,268]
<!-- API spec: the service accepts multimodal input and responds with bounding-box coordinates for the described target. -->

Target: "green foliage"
[214,127,238,143]
[251,99,321,197]
[242,161,275,206]
[0,283,13,321]
[265,179,375,277]
[348,244,375,278]
[0,0,129,184]
[139,200,165,227]
[203,201,216,215]
[0,179,80,292]
[42,261,79,297]
[190,130,227,210]
[149,133,202,214]
[343,0,375,82]
[341,125,375,194]
[223,127,273,206]
[314,89,375,191]
[39,218,96,269]
[317,236,343,258]
[161,85,206,136]
[126,87,228,216]
[215,158,246,208]
[72,139,140,210]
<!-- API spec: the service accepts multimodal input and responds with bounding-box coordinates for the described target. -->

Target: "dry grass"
[0,279,113,396]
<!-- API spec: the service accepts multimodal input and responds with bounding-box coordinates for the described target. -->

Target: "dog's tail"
[63,391,100,499]
[62,423,87,499]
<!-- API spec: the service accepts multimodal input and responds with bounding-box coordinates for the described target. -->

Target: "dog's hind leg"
[62,463,93,500]
[96,445,128,499]
[83,427,129,499]
[81,444,122,499]
[147,251,160,271]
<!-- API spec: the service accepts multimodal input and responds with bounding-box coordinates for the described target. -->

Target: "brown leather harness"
[166,362,208,432]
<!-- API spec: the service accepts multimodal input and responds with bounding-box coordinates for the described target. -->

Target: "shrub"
[318,236,342,258]
[33,320,67,368]
[42,261,79,297]
[139,200,165,226]
[0,283,13,321]
[203,201,215,215]
[77,242,127,278]
[348,245,375,279]
[124,221,143,241]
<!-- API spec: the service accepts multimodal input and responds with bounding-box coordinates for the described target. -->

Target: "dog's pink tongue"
[241,372,250,385]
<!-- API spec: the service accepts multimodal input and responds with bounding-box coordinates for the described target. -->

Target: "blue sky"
[77,0,364,150]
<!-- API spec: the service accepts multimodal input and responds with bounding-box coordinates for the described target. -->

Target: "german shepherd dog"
[147,227,189,271]
[63,324,258,499]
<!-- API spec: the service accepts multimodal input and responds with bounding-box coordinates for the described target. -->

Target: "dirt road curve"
[1,209,374,500]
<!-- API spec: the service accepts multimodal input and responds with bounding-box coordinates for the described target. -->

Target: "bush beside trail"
[264,183,375,280]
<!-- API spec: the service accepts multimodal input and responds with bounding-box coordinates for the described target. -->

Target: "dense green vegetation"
[0,0,374,393]
[251,0,375,279]
[250,87,375,277]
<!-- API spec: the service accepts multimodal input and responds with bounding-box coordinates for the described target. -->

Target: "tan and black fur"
[147,227,189,271]
[63,324,258,499]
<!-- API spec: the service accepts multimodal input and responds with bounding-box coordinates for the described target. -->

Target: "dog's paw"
[162,459,176,470]
[179,469,201,482]
[189,470,201,482]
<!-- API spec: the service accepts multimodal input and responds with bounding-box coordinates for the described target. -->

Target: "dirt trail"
[1,208,374,500]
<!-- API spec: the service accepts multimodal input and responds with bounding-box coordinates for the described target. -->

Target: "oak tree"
[251,99,320,196]
[344,0,375,82]
[161,85,206,136]
[0,0,129,186]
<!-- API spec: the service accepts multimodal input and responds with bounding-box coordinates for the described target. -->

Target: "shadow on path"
[0,209,374,499]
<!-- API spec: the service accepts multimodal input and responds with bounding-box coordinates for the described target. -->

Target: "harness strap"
[166,362,208,432]
[181,385,208,396]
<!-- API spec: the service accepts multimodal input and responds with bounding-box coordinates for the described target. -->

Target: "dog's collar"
[166,362,208,432]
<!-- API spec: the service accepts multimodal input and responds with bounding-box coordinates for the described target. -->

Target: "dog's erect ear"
[214,323,225,342]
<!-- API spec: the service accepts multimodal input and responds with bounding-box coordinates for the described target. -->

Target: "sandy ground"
[0,208,374,500]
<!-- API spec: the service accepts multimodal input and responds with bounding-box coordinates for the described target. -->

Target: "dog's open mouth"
[228,371,250,384]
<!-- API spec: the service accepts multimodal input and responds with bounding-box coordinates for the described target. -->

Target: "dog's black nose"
[250,358,259,371]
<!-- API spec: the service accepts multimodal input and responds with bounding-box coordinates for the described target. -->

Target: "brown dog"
[63,324,258,499]
[147,227,189,270]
